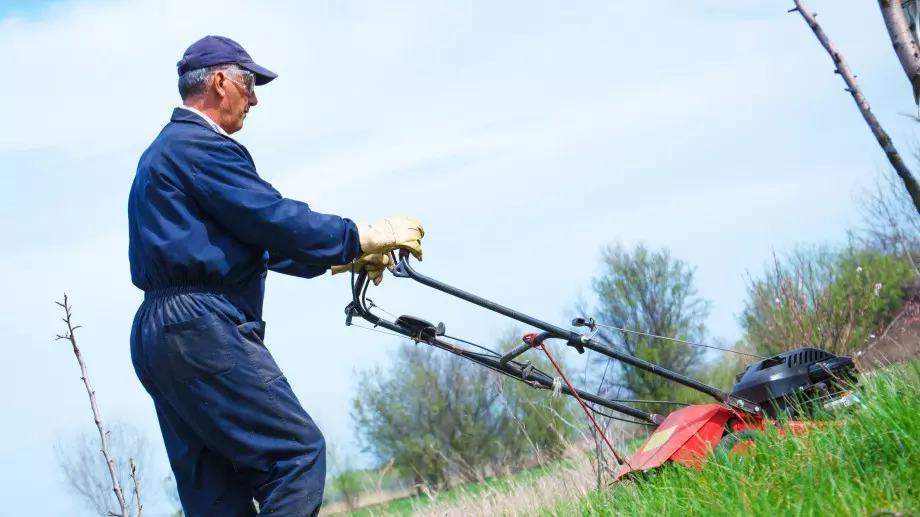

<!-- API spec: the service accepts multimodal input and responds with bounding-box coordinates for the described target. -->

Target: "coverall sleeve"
[185,137,362,266]
[266,253,330,279]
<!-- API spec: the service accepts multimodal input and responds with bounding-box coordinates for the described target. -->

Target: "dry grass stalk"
[408,448,599,517]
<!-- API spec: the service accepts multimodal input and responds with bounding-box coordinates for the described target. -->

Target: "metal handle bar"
[499,332,553,366]
[344,267,664,425]
[388,250,762,416]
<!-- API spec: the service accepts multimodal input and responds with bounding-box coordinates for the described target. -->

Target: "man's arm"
[183,137,362,266]
[266,254,330,279]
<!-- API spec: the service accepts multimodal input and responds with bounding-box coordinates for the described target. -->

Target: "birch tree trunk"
[878,0,920,104]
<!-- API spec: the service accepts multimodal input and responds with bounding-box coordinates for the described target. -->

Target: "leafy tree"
[351,344,441,490]
[325,443,364,510]
[351,343,505,489]
[349,331,578,491]
[491,329,579,466]
[583,242,712,414]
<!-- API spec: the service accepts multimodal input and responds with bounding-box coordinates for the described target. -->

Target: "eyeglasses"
[223,68,255,95]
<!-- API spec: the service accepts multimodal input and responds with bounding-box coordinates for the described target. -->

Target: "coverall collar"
[172,105,232,137]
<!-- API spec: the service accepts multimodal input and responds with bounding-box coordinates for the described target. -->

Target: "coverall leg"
[131,288,326,516]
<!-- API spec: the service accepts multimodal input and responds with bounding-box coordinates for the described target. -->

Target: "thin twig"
[55,294,129,517]
[130,458,142,517]
[791,0,920,216]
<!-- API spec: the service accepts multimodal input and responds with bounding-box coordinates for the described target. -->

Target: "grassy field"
[335,360,920,516]
[547,361,920,516]
[336,450,607,517]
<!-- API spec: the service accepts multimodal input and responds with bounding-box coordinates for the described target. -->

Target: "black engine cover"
[730,347,857,418]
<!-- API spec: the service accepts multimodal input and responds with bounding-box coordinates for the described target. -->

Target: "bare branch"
[130,459,142,517]
[56,294,129,517]
[878,0,920,104]
[791,0,920,216]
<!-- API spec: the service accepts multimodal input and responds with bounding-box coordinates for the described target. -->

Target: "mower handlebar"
[359,250,764,417]
[499,341,535,366]
[498,332,554,366]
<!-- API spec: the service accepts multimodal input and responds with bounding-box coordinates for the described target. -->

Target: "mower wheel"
[716,430,763,458]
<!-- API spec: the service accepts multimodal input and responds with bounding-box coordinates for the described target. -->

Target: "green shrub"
[739,244,914,356]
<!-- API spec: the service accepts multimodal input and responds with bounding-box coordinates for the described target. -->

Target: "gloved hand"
[330,253,393,286]
[357,216,425,261]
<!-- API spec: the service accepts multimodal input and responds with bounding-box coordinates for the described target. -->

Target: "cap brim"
[240,61,278,85]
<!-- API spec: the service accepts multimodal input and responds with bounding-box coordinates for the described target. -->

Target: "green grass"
[333,362,920,516]
[542,361,920,517]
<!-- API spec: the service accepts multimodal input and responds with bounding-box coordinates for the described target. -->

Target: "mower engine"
[730,347,860,418]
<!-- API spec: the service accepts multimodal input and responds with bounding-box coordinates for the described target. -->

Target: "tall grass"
[332,362,920,517]
[543,361,920,516]
[328,435,652,516]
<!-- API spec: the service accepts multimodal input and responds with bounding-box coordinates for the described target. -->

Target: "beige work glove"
[357,215,425,261]
[330,253,393,286]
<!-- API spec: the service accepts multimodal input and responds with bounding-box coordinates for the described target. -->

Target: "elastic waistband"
[143,284,249,299]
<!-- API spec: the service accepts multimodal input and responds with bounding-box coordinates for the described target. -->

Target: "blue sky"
[1,0,918,515]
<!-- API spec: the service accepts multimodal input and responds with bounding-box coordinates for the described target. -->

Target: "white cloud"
[0,0,915,514]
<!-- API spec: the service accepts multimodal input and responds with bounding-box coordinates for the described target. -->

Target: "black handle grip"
[498,332,555,366]
[499,341,535,366]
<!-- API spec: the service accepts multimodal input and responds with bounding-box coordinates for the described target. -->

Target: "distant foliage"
[491,330,580,463]
[349,332,577,491]
[584,242,712,413]
[53,419,153,517]
[739,244,914,356]
[325,443,365,510]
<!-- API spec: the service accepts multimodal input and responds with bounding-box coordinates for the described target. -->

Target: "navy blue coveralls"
[128,108,361,516]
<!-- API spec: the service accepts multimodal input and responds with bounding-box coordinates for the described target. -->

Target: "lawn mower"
[343,250,862,481]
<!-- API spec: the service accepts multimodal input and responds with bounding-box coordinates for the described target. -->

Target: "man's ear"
[213,71,228,98]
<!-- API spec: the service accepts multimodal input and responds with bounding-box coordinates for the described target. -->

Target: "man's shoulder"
[146,116,251,163]
[134,110,258,190]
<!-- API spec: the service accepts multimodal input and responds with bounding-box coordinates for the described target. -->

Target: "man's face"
[216,68,258,134]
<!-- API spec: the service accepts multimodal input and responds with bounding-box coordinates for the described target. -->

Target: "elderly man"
[127,35,423,516]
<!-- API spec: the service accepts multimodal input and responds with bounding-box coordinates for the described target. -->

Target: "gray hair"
[178,63,241,100]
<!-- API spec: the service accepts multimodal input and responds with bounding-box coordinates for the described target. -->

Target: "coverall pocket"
[162,313,235,383]
[237,320,284,385]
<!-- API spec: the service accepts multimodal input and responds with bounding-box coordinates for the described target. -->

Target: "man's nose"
[249,90,258,106]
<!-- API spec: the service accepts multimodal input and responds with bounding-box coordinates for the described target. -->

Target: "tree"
[877,0,920,105]
[739,244,914,356]
[54,295,136,517]
[789,0,920,216]
[583,242,712,414]
[326,442,364,511]
[490,329,579,467]
[351,343,499,490]
[53,419,153,517]
[350,332,577,492]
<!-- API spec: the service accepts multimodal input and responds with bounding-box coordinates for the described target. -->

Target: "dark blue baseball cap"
[177,35,278,86]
